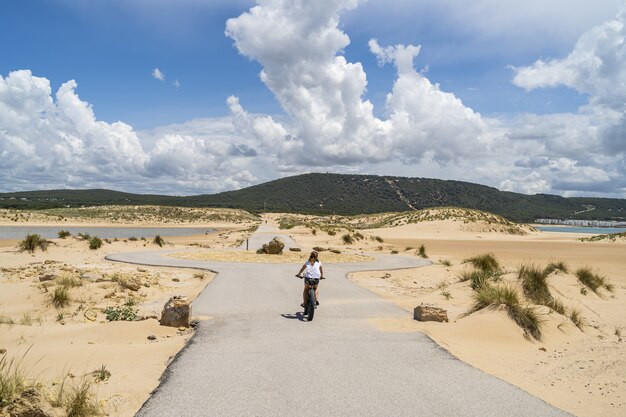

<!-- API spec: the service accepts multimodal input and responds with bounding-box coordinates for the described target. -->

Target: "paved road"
[106,235,571,417]
[238,224,298,251]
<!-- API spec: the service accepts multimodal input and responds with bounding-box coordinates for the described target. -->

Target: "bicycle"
[296,275,325,321]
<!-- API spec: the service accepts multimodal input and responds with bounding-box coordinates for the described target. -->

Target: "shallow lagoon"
[536,226,626,234]
[0,226,215,240]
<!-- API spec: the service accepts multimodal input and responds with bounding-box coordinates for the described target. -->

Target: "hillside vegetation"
[0,205,259,225]
[277,207,534,235]
[1,173,625,222]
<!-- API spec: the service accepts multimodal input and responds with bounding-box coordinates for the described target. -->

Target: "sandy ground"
[341,220,626,417]
[2,210,625,417]
[0,221,254,416]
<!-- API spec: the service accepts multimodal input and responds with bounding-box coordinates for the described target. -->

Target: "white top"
[303,260,322,279]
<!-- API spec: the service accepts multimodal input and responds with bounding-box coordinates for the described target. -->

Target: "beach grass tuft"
[575,267,614,295]
[440,259,452,267]
[57,276,82,288]
[569,308,586,330]
[546,298,567,315]
[518,264,552,305]
[0,350,29,407]
[544,261,568,275]
[464,253,500,274]
[458,269,490,291]
[55,377,101,417]
[417,244,428,259]
[52,286,71,308]
[92,365,111,383]
[470,284,542,340]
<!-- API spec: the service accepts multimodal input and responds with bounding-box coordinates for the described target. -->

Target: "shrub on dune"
[58,230,71,239]
[18,234,48,253]
[153,235,165,247]
[88,237,102,250]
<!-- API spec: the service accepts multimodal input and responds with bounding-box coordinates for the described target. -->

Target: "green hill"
[1,173,625,222]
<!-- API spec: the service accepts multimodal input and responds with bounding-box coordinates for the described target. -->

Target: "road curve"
[106,244,571,417]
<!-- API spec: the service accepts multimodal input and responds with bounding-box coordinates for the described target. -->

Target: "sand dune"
[1,211,624,417]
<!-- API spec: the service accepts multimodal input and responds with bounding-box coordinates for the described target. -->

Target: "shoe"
[316,300,319,306]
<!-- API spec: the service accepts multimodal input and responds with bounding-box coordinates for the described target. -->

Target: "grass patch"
[341,234,354,244]
[128,237,138,241]
[0,351,29,407]
[88,237,102,250]
[0,316,15,325]
[544,261,568,275]
[440,259,452,267]
[55,377,101,417]
[52,286,71,308]
[57,276,82,288]
[518,264,552,305]
[458,270,490,291]
[18,234,48,253]
[471,284,520,312]
[92,365,111,383]
[371,236,384,243]
[546,298,567,315]
[19,313,34,326]
[569,308,585,330]
[464,253,499,274]
[153,235,165,247]
[579,231,626,242]
[58,230,71,239]
[77,232,90,241]
[390,250,399,254]
[575,267,614,295]
[417,244,428,259]
[470,285,542,340]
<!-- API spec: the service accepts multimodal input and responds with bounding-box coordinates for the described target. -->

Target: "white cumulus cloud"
[0,70,260,194]
[152,67,165,81]
[225,0,489,167]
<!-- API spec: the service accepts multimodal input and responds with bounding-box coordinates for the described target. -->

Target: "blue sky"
[1,0,625,197]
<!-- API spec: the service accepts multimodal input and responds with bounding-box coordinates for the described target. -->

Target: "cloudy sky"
[1,0,625,197]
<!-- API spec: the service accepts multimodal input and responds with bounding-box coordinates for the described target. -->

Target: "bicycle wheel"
[307,288,316,321]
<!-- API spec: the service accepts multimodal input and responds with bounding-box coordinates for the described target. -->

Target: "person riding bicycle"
[296,251,324,307]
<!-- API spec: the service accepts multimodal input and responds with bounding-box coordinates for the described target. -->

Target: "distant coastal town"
[536,219,626,227]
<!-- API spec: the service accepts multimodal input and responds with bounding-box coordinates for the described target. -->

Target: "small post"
[246,239,249,251]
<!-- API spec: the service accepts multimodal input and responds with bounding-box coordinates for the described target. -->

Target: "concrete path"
[238,224,298,251]
[106,230,571,417]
